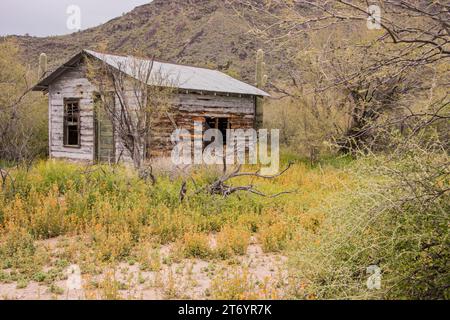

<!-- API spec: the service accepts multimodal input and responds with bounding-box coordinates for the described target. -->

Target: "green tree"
[0,40,48,164]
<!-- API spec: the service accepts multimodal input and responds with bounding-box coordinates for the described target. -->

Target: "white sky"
[0,0,151,37]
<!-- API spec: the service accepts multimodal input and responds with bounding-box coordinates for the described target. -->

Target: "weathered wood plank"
[51,151,93,160]
[47,59,257,162]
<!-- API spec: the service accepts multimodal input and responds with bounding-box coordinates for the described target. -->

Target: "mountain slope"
[6,0,292,84]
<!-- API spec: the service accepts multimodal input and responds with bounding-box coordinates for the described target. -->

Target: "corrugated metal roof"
[84,50,269,97]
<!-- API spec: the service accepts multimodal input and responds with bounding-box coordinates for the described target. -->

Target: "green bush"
[289,144,449,300]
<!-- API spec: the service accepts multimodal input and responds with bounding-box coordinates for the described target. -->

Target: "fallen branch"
[188,162,296,199]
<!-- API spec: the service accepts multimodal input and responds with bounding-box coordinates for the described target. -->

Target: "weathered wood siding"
[48,60,256,163]
[95,106,115,163]
[148,93,255,158]
[48,63,96,161]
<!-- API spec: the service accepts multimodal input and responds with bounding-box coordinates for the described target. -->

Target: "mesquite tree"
[233,0,449,153]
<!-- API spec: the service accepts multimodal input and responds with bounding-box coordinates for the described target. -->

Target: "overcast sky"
[0,0,151,37]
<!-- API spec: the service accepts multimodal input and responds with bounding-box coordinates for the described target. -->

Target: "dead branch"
[226,162,294,180]
[179,181,187,202]
[186,162,296,200]
[0,168,15,193]
[138,166,157,185]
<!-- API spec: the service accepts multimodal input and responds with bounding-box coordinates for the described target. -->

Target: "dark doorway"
[205,117,230,146]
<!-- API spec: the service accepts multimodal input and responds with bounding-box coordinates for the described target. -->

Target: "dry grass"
[0,156,350,299]
[2,151,444,300]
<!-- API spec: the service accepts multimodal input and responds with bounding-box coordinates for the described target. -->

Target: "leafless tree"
[87,53,175,170]
[230,0,449,153]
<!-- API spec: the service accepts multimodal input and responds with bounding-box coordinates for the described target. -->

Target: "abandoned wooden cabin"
[32,50,269,163]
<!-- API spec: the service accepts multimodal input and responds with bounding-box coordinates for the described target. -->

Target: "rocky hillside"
[5,0,297,84]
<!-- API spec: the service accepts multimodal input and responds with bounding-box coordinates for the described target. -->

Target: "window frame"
[63,98,81,148]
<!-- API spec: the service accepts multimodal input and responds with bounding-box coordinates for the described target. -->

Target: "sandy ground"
[0,237,288,300]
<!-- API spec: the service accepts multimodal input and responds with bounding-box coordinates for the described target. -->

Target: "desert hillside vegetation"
[0,0,449,300]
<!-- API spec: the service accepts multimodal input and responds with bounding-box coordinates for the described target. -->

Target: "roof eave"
[32,85,49,92]
[32,50,87,92]
[175,88,270,98]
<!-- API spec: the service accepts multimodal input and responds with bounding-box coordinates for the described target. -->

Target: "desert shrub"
[97,270,123,300]
[2,185,77,239]
[0,207,36,273]
[88,201,145,261]
[264,93,348,159]
[149,206,192,244]
[0,220,52,282]
[236,213,260,233]
[215,225,251,259]
[180,232,211,259]
[210,268,256,300]
[28,187,71,239]
[0,156,362,295]
[259,221,291,253]
[134,242,162,272]
[289,136,449,299]
[0,224,35,259]
[211,268,279,300]
[90,222,134,262]
[0,41,48,163]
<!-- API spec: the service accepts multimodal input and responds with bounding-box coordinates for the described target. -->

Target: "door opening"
[93,93,115,163]
[205,117,230,146]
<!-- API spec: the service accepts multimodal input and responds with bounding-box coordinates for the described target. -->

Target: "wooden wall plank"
[48,62,96,162]
[47,60,257,163]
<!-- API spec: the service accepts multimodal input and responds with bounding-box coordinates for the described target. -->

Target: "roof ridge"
[84,49,223,74]
[34,49,270,97]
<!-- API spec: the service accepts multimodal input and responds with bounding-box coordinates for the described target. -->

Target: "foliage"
[211,268,279,300]
[288,134,449,300]
[0,40,48,162]
[259,221,290,253]
[247,1,449,153]
[215,225,251,259]
[0,146,447,299]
